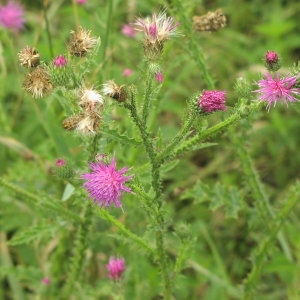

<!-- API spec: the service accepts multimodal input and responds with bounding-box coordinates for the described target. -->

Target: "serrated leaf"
[9,224,57,246]
[101,126,141,145]
[180,181,211,202]
[62,183,75,201]
[161,159,180,177]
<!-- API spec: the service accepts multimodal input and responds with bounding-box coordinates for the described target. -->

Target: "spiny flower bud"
[49,55,70,86]
[68,26,99,57]
[53,54,67,67]
[22,66,53,98]
[53,158,75,179]
[198,90,227,113]
[102,80,128,102]
[193,9,226,32]
[265,50,280,71]
[18,46,40,68]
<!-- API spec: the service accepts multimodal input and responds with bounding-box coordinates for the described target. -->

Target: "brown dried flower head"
[102,80,128,102]
[22,66,53,98]
[193,9,226,32]
[63,111,101,135]
[18,46,40,68]
[78,87,104,111]
[68,26,99,57]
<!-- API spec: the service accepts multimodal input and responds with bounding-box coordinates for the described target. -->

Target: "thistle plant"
[1,2,300,300]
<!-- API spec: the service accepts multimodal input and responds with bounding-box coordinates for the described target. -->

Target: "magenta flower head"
[155,72,164,83]
[121,24,136,37]
[53,55,67,67]
[123,68,133,77]
[81,158,133,208]
[198,90,227,113]
[0,1,25,32]
[265,50,280,71]
[135,11,180,44]
[254,73,300,110]
[77,0,87,4]
[41,277,51,285]
[106,257,126,280]
[134,11,180,60]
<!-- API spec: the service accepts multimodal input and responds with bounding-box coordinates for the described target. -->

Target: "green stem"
[124,91,171,298]
[242,183,300,299]
[167,0,214,89]
[62,203,93,298]
[142,69,154,125]
[233,135,292,261]
[0,177,82,223]
[43,2,54,57]
[98,208,155,258]
[158,111,195,165]
[101,0,113,63]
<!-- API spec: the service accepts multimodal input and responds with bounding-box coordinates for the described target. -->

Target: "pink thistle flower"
[265,51,278,64]
[41,277,50,285]
[53,55,67,67]
[0,1,25,32]
[134,11,180,44]
[254,73,300,110]
[123,68,133,77]
[55,158,66,167]
[106,257,125,280]
[155,72,164,83]
[81,158,133,208]
[77,0,87,4]
[265,51,280,71]
[121,24,136,37]
[198,90,227,113]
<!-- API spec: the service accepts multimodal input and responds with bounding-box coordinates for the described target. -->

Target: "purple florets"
[81,158,133,208]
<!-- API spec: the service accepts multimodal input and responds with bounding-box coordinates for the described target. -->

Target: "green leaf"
[62,183,76,201]
[9,224,58,246]
[101,126,142,146]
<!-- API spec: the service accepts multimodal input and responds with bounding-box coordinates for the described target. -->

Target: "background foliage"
[1,0,300,299]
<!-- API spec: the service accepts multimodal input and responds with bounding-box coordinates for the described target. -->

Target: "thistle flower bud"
[53,55,67,67]
[68,26,99,57]
[193,9,226,32]
[102,80,128,102]
[53,158,75,179]
[22,66,53,98]
[265,50,280,71]
[197,90,227,113]
[18,46,40,68]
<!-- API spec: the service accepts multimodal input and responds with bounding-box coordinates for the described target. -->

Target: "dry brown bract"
[193,9,226,32]
[18,46,40,68]
[22,66,53,98]
[68,26,98,57]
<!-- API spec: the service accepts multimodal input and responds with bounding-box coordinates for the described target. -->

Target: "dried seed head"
[78,87,104,111]
[68,26,98,57]
[22,66,53,98]
[63,112,101,135]
[62,113,85,131]
[18,46,40,68]
[193,9,226,32]
[102,80,127,102]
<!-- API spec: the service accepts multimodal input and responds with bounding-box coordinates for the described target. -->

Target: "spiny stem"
[43,0,54,57]
[98,208,156,258]
[142,69,154,125]
[160,102,260,163]
[242,183,300,299]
